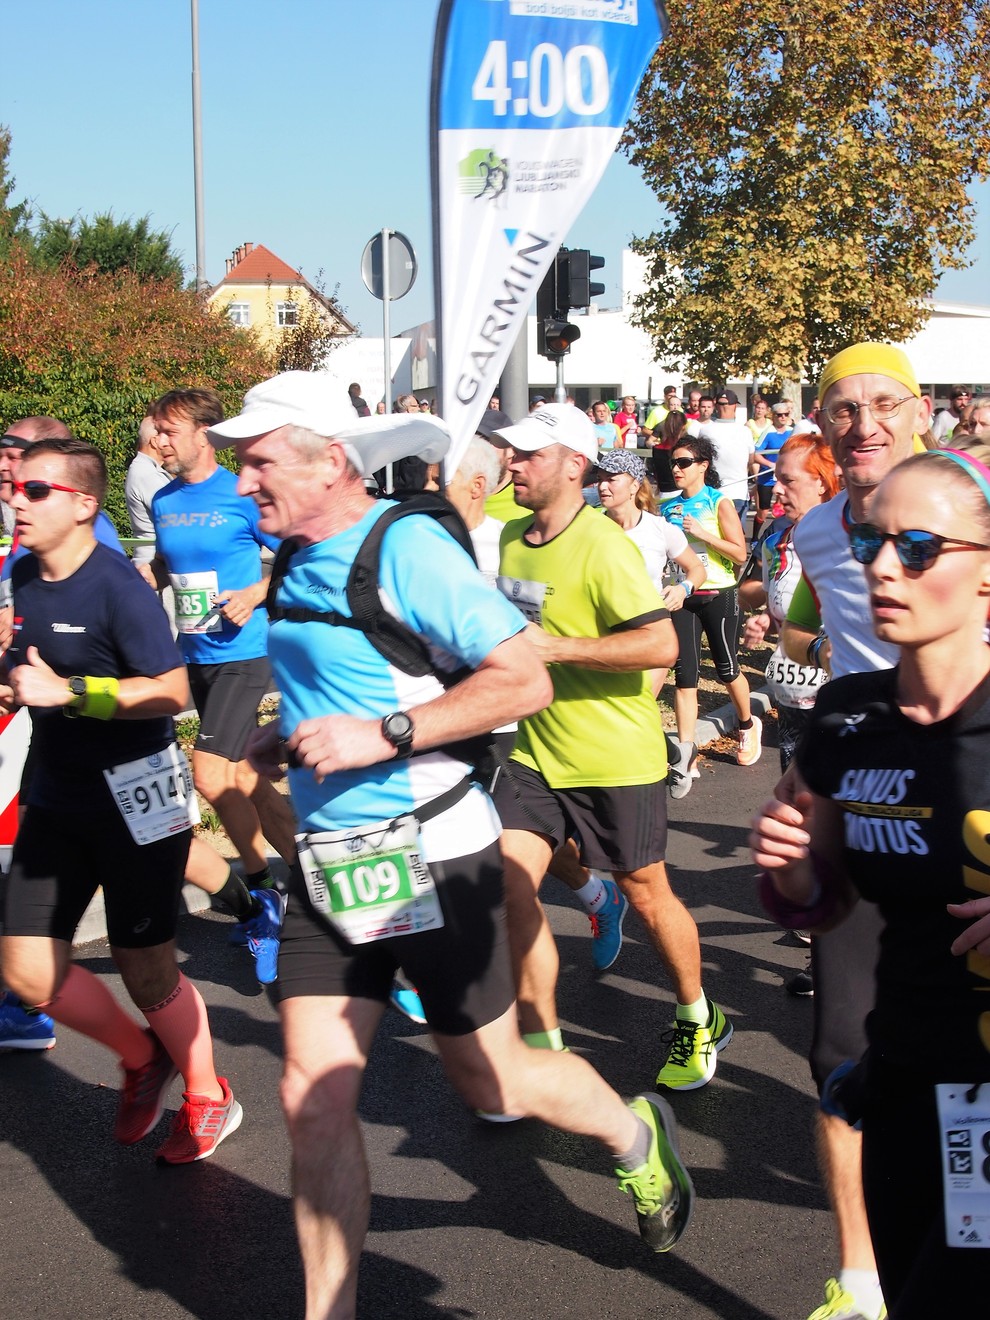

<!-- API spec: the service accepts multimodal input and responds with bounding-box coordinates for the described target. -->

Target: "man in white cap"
[211,374,697,1317]
[490,404,732,1093]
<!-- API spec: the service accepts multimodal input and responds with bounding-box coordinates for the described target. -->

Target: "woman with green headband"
[751,443,990,1314]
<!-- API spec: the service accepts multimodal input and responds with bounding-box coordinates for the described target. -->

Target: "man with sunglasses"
[0,438,241,1162]
[778,342,930,1320]
[931,385,971,445]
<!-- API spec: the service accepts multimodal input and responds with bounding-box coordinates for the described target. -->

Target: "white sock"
[574,872,608,914]
[838,1270,884,1320]
[676,993,709,1026]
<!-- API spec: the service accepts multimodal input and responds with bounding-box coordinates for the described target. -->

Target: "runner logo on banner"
[431,0,668,473]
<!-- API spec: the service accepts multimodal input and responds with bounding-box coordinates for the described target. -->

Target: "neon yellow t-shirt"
[498,506,669,787]
[484,481,530,525]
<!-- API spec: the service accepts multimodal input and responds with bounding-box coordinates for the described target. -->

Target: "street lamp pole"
[190,0,207,293]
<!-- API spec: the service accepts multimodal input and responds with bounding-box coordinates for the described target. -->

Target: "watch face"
[69,677,86,697]
[384,712,413,742]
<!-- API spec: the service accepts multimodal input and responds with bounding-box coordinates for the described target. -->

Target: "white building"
[322,250,989,415]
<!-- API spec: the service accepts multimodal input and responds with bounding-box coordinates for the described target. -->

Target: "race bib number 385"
[170,570,221,634]
[297,815,444,945]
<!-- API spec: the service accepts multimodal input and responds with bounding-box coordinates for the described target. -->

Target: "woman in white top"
[597,449,705,798]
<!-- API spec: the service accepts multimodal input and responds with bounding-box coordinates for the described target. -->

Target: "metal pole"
[555,359,566,404]
[190,0,207,293]
[382,228,393,492]
[499,323,528,421]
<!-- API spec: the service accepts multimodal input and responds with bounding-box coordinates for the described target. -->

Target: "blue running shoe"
[389,982,427,1026]
[245,889,285,985]
[589,877,629,973]
[227,921,249,947]
[0,991,56,1051]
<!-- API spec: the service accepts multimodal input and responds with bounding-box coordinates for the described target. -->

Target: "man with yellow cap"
[778,343,931,1320]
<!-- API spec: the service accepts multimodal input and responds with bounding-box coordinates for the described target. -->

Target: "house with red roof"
[208,242,355,346]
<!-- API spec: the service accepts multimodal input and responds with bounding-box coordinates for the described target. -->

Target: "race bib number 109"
[297,815,444,945]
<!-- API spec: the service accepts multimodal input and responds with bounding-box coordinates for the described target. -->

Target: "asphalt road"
[2,732,834,1320]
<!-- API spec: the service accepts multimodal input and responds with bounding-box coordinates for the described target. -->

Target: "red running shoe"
[155,1078,243,1164]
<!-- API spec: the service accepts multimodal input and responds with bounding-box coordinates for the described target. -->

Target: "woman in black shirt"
[750,446,990,1317]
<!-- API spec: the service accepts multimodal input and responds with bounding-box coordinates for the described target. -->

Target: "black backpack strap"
[343,495,477,679]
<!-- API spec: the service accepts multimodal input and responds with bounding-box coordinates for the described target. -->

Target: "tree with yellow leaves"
[625,0,990,385]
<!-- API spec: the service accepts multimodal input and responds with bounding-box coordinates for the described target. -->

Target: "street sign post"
[361,229,418,417]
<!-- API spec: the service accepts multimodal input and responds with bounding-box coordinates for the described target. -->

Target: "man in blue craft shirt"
[141,387,296,891]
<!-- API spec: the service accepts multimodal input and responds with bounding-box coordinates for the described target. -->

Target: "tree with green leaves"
[32,211,185,285]
[0,246,273,531]
[624,1,990,386]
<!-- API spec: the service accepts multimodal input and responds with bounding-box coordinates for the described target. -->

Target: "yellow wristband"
[81,676,120,720]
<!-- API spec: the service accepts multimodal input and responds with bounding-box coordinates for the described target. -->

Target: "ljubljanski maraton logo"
[459,149,509,204]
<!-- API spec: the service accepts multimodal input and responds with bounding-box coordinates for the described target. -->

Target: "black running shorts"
[276,840,515,1037]
[187,656,271,762]
[3,805,190,948]
[492,760,668,872]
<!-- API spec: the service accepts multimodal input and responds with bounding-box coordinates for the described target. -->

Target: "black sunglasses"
[671,456,702,470]
[849,522,990,571]
[9,479,86,502]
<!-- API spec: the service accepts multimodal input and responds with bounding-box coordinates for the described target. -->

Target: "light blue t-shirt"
[270,502,527,860]
[152,465,279,664]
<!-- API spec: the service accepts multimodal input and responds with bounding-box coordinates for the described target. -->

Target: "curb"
[689,685,773,752]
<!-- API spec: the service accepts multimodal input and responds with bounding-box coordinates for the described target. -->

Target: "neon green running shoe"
[656,1000,733,1091]
[807,1278,886,1320]
[615,1093,694,1252]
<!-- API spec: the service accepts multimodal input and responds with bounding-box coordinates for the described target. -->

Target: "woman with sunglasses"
[597,448,706,670]
[751,446,990,1315]
[660,435,761,768]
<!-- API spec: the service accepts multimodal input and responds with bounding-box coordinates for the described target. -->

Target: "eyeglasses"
[671,456,702,471]
[849,522,990,571]
[822,394,915,425]
[9,479,87,502]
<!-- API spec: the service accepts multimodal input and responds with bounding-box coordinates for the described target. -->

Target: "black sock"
[245,867,274,890]
[216,868,261,921]
[737,717,753,731]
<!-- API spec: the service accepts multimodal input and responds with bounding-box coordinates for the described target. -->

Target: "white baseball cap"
[208,371,451,475]
[491,403,598,463]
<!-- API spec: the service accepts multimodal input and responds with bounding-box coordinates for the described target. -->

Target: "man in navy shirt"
[1,437,240,1162]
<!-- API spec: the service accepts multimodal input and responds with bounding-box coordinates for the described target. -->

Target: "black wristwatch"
[381,710,415,760]
[65,675,87,717]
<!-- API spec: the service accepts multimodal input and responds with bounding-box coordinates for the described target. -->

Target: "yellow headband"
[819,343,921,401]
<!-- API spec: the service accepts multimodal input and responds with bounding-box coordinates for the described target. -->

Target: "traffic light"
[536,249,581,362]
[542,317,581,357]
[565,249,605,308]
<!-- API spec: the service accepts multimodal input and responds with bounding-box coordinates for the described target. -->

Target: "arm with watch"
[262,629,553,786]
[661,544,706,611]
[3,644,189,719]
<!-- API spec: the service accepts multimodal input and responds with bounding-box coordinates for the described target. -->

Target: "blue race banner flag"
[431,0,668,470]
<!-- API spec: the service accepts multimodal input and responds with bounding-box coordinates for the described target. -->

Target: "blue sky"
[3,0,987,337]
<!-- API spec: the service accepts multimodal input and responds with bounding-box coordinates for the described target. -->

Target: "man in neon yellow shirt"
[491,404,733,1091]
